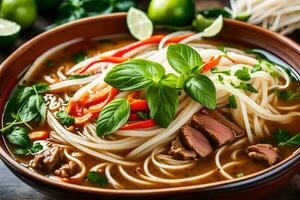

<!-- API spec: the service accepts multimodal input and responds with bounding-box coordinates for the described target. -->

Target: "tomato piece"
[29,131,49,141]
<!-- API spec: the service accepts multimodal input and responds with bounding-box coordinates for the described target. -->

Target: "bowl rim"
[0,13,300,195]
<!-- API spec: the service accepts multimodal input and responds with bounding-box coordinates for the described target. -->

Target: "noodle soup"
[1,33,300,190]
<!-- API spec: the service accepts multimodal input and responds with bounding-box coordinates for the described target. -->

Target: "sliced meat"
[192,113,235,147]
[30,146,64,171]
[201,108,244,136]
[54,161,78,178]
[169,136,197,160]
[180,125,213,158]
[247,144,281,165]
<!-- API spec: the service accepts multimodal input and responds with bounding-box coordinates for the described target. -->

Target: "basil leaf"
[3,83,49,123]
[235,82,258,93]
[218,75,224,84]
[274,129,290,144]
[19,95,46,123]
[251,64,262,73]
[67,74,91,80]
[147,85,179,128]
[34,83,50,94]
[234,67,251,81]
[72,51,87,63]
[14,148,30,155]
[227,95,237,108]
[87,171,108,186]
[176,73,189,89]
[160,73,178,88]
[96,98,130,136]
[211,67,231,75]
[279,133,300,146]
[184,75,216,109]
[218,45,228,54]
[30,142,44,154]
[56,111,75,125]
[167,43,203,74]
[6,126,32,148]
[104,59,165,91]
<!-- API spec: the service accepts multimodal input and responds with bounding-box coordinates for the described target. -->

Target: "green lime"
[127,7,153,40]
[0,0,37,29]
[0,18,21,49]
[235,12,251,21]
[192,14,215,32]
[148,0,195,26]
[35,0,62,12]
[201,15,223,37]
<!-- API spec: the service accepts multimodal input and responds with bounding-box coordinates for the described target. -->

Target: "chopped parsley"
[86,171,108,186]
[72,51,87,63]
[56,111,75,125]
[234,67,251,81]
[227,95,237,108]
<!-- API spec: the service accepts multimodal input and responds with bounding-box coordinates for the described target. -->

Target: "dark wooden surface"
[0,0,299,199]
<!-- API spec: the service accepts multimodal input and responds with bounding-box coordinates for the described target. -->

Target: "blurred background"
[0,0,299,199]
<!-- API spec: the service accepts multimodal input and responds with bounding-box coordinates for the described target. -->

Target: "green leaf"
[236,172,245,178]
[251,64,262,73]
[147,85,179,128]
[30,142,44,154]
[218,45,228,54]
[137,112,150,120]
[235,82,258,93]
[67,74,91,80]
[176,73,189,89]
[167,43,203,74]
[6,126,32,148]
[104,59,165,91]
[278,90,300,100]
[211,67,231,75]
[87,171,108,186]
[56,111,75,125]
[227,95,237,108]
[274,129,290,144]
[234,67,251,81]
[160,73,178,88]
[72,51,87,63]
[34,83,50,94]
[184,75,216,109]
[19,95,46,124]
[279,133,300,146]
[96,98,130,136]
[218,75,224,84]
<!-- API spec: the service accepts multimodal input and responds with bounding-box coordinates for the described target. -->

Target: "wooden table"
[0,0,299,199]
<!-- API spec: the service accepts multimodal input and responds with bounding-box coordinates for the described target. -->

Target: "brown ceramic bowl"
[0,13,300,200]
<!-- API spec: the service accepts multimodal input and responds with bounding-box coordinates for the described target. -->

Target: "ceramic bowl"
[0,13,299,200]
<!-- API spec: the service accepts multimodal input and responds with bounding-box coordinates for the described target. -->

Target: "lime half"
[127,7,153,40]
[201,15,223,38]
[0,19,21,49]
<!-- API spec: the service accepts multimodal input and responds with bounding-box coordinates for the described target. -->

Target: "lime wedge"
[235,12,251,21]
[0,18,21,49]
[127,7,153,40]
[201,15,223,38]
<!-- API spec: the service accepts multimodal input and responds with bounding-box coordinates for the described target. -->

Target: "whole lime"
[0,0,37,29]
[148,0,195,26]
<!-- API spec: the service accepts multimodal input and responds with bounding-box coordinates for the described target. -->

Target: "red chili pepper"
[130,100,149,111]
[120,119,156,130]
[29,131,49,141]
[202,55,222,72]
[67,101,84,117]
[165,33,194,44]
[78,56,128,74]
[112,35,165,57]
[128,113,140,121]
[75,112,94,125]
[83,86,112,107]
[127,91,149,111]
[88,88,119,113]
